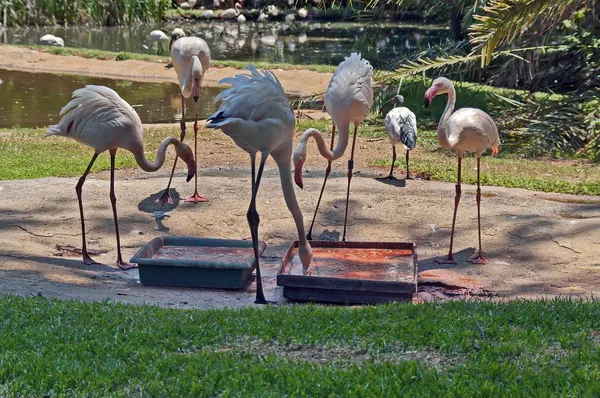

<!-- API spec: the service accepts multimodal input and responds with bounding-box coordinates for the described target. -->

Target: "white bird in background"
[285,13,295,23]
[221,2,242,19]
[268,5,279,16]
[157,36,211,205]
[298,7,308,18]
[44,86,195,269]
[424,77,500,265]
[203,9,214,18]
[379,95,417,180]
[207,65,313,304]
[293,52,373,241]
[40,34,64,47]
[143,30,169,55]
[257,8,268,22]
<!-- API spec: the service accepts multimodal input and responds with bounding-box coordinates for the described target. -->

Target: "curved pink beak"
[192,79,200,102]
[424,87,437,109]
[294,161,304,189]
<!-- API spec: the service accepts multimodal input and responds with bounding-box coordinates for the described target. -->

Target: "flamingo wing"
[385,107,417,150]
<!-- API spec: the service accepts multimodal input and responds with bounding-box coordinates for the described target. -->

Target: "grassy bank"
[1,295,600,396]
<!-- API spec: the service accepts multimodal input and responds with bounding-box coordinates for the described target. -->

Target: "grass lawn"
[1,295,600,396]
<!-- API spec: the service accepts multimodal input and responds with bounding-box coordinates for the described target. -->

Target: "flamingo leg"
[156,95,187,205]
[109,149,136,271]
[186,101,209,203]
[468,157,487,264]
[76,153,100,266]
[306,123,336,241]
[157,42,162,55]
[405,149,413,180]
[436,157,462,264]
[247,152,270,304]
[341,123,358,242]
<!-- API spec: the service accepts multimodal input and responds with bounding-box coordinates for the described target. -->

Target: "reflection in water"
[2,21,448,68]
[0,69,223,128]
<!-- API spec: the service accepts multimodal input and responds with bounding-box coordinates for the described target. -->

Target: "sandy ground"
[1,160,599,308]
[0,45,332,97]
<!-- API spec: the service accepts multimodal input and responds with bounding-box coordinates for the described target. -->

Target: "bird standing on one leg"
[45,85,196,269]
[424,77,500,265]
[157,36,211,205]
[207,65,313,304]
[293,52,373,241]
[380,95,417,180]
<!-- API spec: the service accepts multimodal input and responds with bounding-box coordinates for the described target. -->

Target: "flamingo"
[221,3,242,19]
[424,77,500,265]
[169,28,186,52]
[206,65,313,304]
[44,85,196,269]
[379,95,417,180]
[293,52,373,241]
[268,5,279,16]
[298,7,308,18]
[40,34,64,47]
[157,36,211,205]
[144,30,169,55]
[285,13,295,23]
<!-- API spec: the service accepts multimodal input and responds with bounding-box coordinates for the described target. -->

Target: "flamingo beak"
[192,79,200,102]
[424,87,437,109]
[294,160,304,189]
[187,161,196,182]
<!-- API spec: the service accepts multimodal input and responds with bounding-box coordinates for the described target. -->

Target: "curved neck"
[300,124,349,161]
[437,84,456,150]
[134,137,178,172]
[277,159,309,249]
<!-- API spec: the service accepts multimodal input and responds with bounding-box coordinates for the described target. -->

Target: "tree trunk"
[450,3,464,41]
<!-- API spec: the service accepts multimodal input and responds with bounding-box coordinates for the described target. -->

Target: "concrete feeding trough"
[131,236,266,289]
[277,240,418,304]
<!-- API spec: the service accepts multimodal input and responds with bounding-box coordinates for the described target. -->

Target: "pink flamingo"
[45,85,196,270]
[424,77,500,265]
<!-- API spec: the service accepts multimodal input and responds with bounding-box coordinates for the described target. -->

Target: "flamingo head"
[175,142,196,182]
[293,140,308,190]
[424,77,452,109]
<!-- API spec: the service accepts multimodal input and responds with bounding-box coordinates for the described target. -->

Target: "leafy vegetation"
[1,295,600,396]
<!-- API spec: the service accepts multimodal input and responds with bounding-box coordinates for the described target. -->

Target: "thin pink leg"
[468,157,487,264]
[436,157,462,265]
[342,123,358,242]
[110,149,136,270]
[77,153,100,265]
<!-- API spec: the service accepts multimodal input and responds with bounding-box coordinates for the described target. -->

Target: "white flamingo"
[144,30,169,55]
[424,77,500,265]
[293,52,373,241]
[379,95,417,180]
[44,85,196,269]
[298,7,308,18]
[221,2,242,19]
[207,65,313,304]
[40,34,64,47]
[268,5,279,16]
[158,36,211,205]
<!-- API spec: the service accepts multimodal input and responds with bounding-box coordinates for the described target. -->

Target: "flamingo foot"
[116,260,137,270]
[185,192,209,203]
[83,254,100,266]
[468,255,487,265]
[165,63,174,70]
[435,255,457,265]
[405,175,415,180]
[377,175,397,181]
[302,266,312,276]
[155,190,173,206]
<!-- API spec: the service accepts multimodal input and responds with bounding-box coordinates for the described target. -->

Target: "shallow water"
[1,21,448,67]
[0,69,223,128]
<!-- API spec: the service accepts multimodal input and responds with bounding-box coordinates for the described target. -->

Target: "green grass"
[1,295,600,396]
[16,45,337,73]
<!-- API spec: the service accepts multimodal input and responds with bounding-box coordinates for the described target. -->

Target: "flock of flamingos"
[44,29,500,304]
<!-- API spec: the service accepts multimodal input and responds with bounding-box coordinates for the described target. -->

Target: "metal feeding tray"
[131,236,266,289]
[277,240,417,304]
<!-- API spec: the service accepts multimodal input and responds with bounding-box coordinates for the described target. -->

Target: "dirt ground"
[1,156,599,308]
[0,45,332,97]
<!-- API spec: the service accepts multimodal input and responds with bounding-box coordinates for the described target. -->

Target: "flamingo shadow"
[375,177,407,188]
[137,189,181,214]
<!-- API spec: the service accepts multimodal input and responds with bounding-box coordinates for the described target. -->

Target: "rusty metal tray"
[131,236,266,289]
[277,240,417,304]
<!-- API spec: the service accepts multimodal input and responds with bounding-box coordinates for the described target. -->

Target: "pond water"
[0,69,224,128]
[1,21,448,68]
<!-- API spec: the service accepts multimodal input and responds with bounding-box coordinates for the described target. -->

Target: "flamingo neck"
[437,84,456,150]
[299,124,349,161]
[277,159,310,254]
[134,137,179,172]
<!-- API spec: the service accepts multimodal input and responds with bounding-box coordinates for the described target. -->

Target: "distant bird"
[202,9,214,18]
[144,30,169,55]
[207,65,313,304]
[424,77,500,265]
[298,7,308,18]
[45,85,195,269]
[157,36,211,206]
[40,34,64,47]
[268,5,279,16]
[169,28,186,52]
[237,13,246,23]
[257,8,268,21]
[293,53,373,241]
[379,95,417,180]
[221,2,242,19]
[285,13,295,23]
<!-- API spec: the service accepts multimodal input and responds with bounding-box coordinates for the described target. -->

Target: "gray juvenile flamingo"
[45,85,196,269]
[424,77,500,265]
